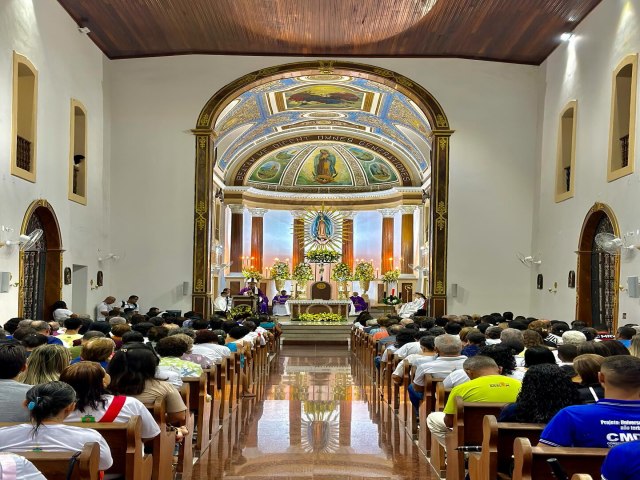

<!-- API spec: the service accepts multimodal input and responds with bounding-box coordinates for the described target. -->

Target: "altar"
[288,299,351,318]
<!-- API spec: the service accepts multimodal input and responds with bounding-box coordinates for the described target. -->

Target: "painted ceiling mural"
[246,142,401,192]
[214,75,432,186]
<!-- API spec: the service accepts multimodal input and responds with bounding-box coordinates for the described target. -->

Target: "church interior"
[1,0,640,479]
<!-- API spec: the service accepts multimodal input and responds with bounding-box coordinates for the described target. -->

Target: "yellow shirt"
[443,374,521,415]
[57,333,82,348]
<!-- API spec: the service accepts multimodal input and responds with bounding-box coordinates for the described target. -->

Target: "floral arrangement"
[353,261,375,281]
[299,313,346,322]
[291,263,314,282]
[270,261,290,280]
[382,268,401,283]
[382,295,402,306]
[330,262,353,282]
[305,247,341,264]
[228,304,253,319]
[241,267,263,281]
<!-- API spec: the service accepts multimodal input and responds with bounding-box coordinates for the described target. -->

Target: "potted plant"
[270,260,290,291]
[353,261,375,296]
[291,263,313,299]
[331,262,353,299]
[241,267,263,282]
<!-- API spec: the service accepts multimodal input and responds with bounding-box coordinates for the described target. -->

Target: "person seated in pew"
[0,381,113,471]
[573,354,605,404]
[68,331,105,359]
[107,344,189,440]
[61,362,160,440]
[461,331,486,358]
[70,337,116,368]
[539,355,640,448]
[0,453,46,479]
[169,333,212,369]
[224,326,256,398]
[392,335,437,384]
[498,364,579,423]
[193,329,232,364]
[56,317,83,348]
[408,334,467,412]
[444,343,526,388]
[427,355,522,445]
[18,345,71,385]
[391,328,426,359]
[242,320,266,347]
[0,342,32,422]
[601,440,640,480]
[156,336,203,378]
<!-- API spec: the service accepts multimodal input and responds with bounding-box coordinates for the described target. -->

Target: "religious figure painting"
[295,147,353,186]
[283,85,365,110]
[311,213,333,243]
[366,160,398,183]
[248,147,298,184]
[348,146,374,161]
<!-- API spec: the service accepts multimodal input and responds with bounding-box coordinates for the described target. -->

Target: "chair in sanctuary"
[310,281,332,300]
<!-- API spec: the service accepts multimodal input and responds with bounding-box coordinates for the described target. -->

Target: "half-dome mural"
[246,142,400,192]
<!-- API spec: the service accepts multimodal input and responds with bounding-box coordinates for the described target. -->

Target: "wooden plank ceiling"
[57,0,602,64]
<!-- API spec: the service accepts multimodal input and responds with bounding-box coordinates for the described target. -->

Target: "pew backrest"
[20,442,100,480]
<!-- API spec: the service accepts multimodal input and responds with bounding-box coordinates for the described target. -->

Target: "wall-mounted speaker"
[182,281,190,296]
[628,276,640,298]
[0,272,10,293]
[450,283,458,298]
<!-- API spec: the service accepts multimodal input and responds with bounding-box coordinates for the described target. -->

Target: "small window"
[608,54,638,182]
[555,101,577,202]
[11,52,38,182]
[68,100,88,204]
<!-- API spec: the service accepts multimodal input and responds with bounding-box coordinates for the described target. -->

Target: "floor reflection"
[192,346,433,479]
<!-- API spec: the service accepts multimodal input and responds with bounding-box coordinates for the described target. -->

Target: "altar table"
[288,299,351,318]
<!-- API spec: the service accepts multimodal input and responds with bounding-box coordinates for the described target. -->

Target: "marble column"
[379,209,397,273]
[400,206,416,275]
[249,208,268,273]
[291,210,306,267]
[340,211,357,270]
[228,204,244,273]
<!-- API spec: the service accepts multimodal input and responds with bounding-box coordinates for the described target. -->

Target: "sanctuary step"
[280,321,352,344]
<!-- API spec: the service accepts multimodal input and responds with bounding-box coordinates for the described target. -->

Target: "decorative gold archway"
[18,199,63,320]
[192,60,452,317]
[576,202,621,329]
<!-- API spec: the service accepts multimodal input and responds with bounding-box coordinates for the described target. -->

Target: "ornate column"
[400,206,416,275]
[249,208,268,273]
[291,210,306,267]
[379,209,397,273]
[191,129,215,317]
[340,211,357,270]
[228,204,244,273]
[429,131,453,316]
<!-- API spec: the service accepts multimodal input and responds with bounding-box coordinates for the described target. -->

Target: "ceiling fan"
[516,252,542,267]
[0,228,43,251]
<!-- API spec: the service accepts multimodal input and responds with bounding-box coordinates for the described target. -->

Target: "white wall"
[107,55,539,315]
[0,0,109,321]
[531,0,640,324]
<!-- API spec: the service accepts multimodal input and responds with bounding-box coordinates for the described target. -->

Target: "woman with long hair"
[0,381,112,470]
[60,362,160,439]
[630,335,640,358]
[499,364,580,423]
[18,345,70,385]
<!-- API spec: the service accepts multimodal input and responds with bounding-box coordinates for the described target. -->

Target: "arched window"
[69,100,88,204]
[11,52,38,182]
[608,54,637,182]
[555,101,577,202]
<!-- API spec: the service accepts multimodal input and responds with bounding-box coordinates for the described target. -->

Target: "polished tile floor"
[192,345,434,479]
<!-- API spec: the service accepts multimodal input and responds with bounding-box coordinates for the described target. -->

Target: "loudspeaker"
[628,276,640,298]
[0,272,10,293]
[182,281,190,296]
[450,283,458,298]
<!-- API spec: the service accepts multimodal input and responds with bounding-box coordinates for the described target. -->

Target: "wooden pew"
[177,383,195,478]
[1,417,152,480]
[144,397,176,480]
[183,373,212,454]
[444,398,507,480]
[428,382,452,477]
[512,438,608,480]
[467,415,544,480]
[215,358,229,422]
[20,442,100,480]
[418,374,443,456]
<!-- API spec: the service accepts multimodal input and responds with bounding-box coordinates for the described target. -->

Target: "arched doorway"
[576,203,620,331]
[19,200,63,320]
[192,60,452,317]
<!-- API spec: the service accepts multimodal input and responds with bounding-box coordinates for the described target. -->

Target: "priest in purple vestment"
[272,290,291,316]
[239,280,269,314]
[350,292,368,313]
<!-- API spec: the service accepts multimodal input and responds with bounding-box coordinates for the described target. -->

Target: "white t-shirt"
[192,343,231,363]
[213,296,230,312]
[155,367,182,388]
[96,302,115,321]
[52,308,74,321]
[392,354,436,377]
[0,424,112,471]
[394,342,422,359]
[64,395,161,439]
[412,356,468,386]
[0,453,46,480]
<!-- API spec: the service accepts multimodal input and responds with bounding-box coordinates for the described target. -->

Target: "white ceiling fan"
[516,252,542,267]
[595,231,640,255]
[0,228,43,251]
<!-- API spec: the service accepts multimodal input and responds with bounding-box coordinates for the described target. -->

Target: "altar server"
[214,288,231,315]
[240,279,269,314]
[397,292,426,318]
[272,290,291,316]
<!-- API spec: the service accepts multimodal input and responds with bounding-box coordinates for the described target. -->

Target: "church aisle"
[192,345,434,479]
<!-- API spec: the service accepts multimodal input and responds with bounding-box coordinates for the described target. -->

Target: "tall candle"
[391,288,395,296]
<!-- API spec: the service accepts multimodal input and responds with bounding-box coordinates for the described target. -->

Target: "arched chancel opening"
[19,200,63,320]
[576,203,620,331]
[192,61,452,317]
